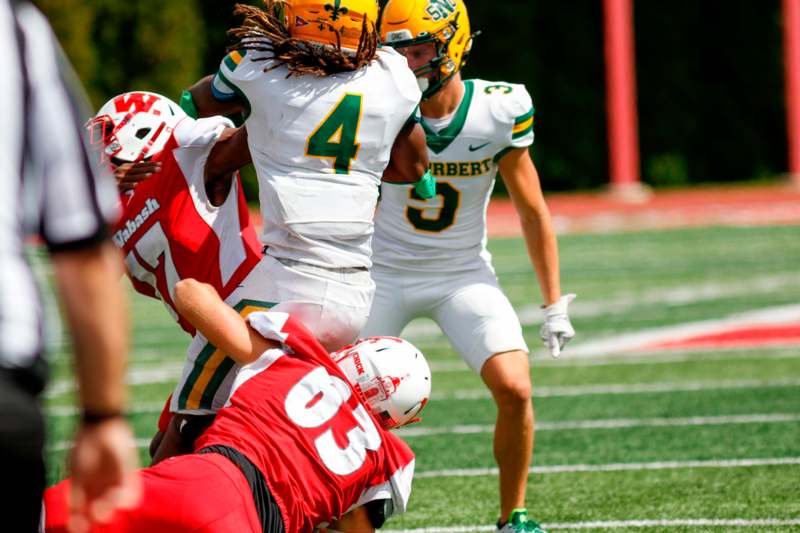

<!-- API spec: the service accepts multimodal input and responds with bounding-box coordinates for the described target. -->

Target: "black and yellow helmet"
[380,0,475,99]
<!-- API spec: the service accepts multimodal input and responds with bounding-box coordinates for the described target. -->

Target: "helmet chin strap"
[417,77,430,94]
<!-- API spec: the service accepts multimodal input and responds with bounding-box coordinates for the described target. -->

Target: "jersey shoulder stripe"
[223,49,247,71]
[471,78,535,149]
[213,49,258,115]
[512,107,535,139]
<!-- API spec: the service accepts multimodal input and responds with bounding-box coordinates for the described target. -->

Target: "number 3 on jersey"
[406,181,461,233]
[306,93,363,174]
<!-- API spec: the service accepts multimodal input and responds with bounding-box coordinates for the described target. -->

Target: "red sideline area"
[487,183,800,237]
[641,324,800,351]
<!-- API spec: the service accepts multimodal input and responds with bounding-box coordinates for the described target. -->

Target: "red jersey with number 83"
[112,116,262,334]
[195,311,416,532]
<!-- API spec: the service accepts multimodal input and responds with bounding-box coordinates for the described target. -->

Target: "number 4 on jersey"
[306,93,363,174]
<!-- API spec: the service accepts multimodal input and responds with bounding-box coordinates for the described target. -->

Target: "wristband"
[81,409,124,425]
[179,89,199,119]
[413,170,436,199]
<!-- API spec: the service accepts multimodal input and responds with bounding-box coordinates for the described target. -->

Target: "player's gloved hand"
[413,170,436,199]
[540,293,576,358]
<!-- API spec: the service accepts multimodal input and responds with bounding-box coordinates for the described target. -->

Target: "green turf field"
[41,224,800,531]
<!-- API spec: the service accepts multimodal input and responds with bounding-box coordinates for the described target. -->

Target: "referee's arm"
[15,0,141,517]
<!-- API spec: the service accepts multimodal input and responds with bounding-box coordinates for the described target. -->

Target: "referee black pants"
[0,368,46,532]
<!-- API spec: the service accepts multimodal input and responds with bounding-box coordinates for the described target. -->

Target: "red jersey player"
[44,278,432,533]
[90,91,273,458]
[89,91,263,335]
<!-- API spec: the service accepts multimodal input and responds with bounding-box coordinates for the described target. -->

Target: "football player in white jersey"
[363,1,576,531]
[178,0,431,353]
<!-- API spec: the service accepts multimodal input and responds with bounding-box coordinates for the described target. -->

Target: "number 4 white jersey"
[213,46,421,268]
[372,79,535,272]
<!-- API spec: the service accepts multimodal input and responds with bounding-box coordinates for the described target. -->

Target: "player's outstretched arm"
[174,279,277,365]
[204,126,252,204]
[498,148,561,305]
[498,148,576,356]
[186,75,246,118]
[383,121,429,184]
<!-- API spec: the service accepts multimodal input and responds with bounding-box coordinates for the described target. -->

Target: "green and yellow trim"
[512,107,535,139]
[421,80,475,154]
[214,69,252,120]
[223,50,247,71]
[177,298,274,411]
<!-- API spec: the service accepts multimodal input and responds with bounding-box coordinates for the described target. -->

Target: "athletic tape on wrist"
[414,170,436,199]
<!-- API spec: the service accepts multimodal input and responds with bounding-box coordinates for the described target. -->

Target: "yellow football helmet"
[285,0,379,51]
[380,0,475,98]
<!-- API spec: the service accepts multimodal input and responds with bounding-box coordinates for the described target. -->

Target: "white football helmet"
[333,337,431,429]
[88,91,186,165]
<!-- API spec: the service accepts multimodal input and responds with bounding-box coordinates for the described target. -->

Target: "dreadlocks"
[228,1,378,77]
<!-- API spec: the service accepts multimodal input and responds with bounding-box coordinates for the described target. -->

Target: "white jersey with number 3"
[372,79,535,272]
[213,46,420,268]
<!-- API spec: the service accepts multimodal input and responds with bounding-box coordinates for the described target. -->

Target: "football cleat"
[380,0,476,98]
[497,509,547,533]
[332,336,431,429]
[88,91,186,166]
[285,0,379,52]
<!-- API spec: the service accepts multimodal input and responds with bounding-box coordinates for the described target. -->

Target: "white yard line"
[45,402,166,417]
[47,329,184,353]
[45,375,800,403]
[48,438,153,453]
[434,378,800,401]
[409,303,800,361]
[564,303,800,359]
[428,347,800,372]
[535,346,800,367]
[401,273,800,342]
[43,273,799,361]
[384,518,800,532]
[45,398,800,440]
[396,413,800,438]
[45,362,185,398]
[415,456,800,479]
[44,347,799,400]
[542,273,800,321]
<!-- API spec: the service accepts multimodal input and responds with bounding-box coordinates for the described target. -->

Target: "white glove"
[540,293,576,358]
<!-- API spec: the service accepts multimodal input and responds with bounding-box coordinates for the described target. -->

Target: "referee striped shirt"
[0,0,117,378]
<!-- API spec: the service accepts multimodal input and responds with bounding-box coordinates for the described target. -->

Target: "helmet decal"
[332,337,431,430]
[89,91,187,166]
[286,0,379,52]
[425,0,457,22]
[381,0,475,99]
[324,1,349,21]
[113,92,161,115]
